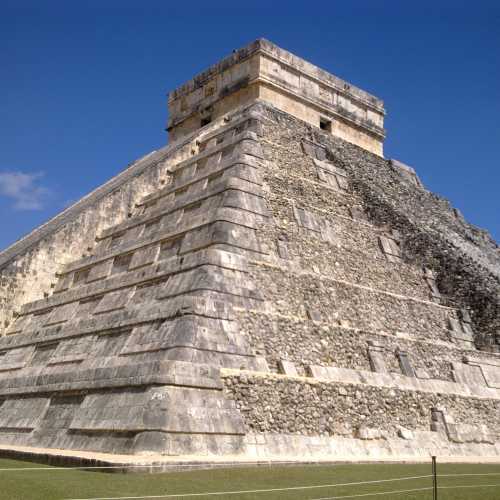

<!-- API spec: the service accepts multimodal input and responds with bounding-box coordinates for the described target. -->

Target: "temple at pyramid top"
[167,38,386,155]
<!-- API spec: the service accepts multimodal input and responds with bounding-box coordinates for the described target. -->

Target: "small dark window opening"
[320,117,332,132]
[200,116,212,127]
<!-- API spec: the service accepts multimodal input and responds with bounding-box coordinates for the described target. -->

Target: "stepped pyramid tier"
[0,39,499,465]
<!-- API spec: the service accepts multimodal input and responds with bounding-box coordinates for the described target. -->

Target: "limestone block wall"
[0,113,240,336]
[167,39,386,155]
[0,106,273,457]
[0,156,162,335]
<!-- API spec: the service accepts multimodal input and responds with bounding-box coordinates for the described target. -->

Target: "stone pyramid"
[0,39,499,464]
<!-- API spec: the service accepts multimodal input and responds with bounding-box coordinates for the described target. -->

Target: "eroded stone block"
[397,427,414,440]
[278,359,299,377]
[307,309,322,322]
[276,240,290,260]
[53,273,73,293]
[293,206,322,232]
[313,159,349,191]
[357,426,385,440]
[396,350,415,377]
[93,289,135,315]
[44,302,79,326]
[49,336,94,365]
[0,346,34,372]
[378,234,402,263]
[86,260,113,283]
[389,159,423,188]
[368,347,387,373]
[129,245,160,270]
[0,397,49,430]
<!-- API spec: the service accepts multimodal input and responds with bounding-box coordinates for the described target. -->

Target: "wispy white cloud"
[0,171,51,211]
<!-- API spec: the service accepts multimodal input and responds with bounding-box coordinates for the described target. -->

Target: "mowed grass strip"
[0,459,498,500]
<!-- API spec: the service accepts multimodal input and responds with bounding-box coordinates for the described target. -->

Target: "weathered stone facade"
[223,373,500,439]
[0,40,498,464]
[167,39,385,155]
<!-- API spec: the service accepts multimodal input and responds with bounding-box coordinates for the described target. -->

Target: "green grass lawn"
[0,459,499,500]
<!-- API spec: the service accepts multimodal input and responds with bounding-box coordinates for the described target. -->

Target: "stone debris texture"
[0,40,499,462]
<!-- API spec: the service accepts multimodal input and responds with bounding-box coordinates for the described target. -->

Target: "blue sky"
[1,0,499,250]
